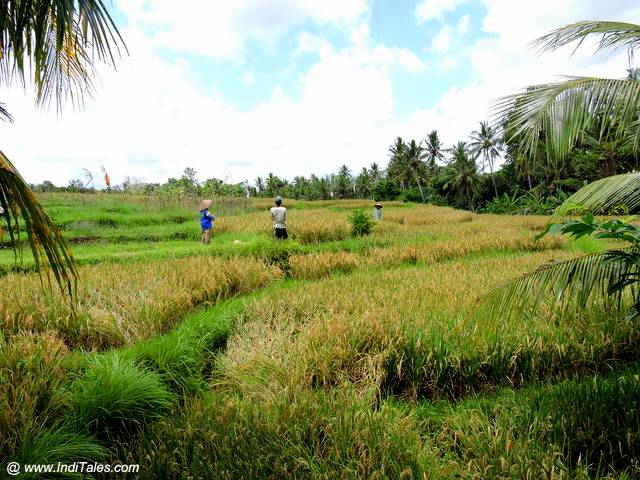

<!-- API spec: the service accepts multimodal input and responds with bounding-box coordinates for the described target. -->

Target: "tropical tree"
[335,165,353,199]
[265,173,286,197]
[495,21,640,173]
[370,163,382,183]
[0,1,125,298]
[469,121,502,197]
[404,139,428,202]
[492,173,640,321]
[355,167,373,198]
[387,137,411,191]
[442,142,480,210]
[254,176,265,196]
[424,130,446,173]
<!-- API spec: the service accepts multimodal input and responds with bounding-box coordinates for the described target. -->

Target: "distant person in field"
[271,196,287,240]
[199,199,215,244]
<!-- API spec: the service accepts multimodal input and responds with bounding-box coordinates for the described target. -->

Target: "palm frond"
[494,77,640,162]
[0,0,126,112]
[532,21,640,56]
[489,249,637,320]
[555,172,640,215]
[0,151,77,300]
[0,103,13,122]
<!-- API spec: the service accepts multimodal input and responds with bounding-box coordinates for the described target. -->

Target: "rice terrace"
[0,192,638,479]
[2,1,640,479]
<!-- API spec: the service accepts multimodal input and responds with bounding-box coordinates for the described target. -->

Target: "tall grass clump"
[55,355,175,440]
[3,423,108,476]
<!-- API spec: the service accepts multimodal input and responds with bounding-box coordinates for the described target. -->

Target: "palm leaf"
[494,77,640,162]
[555,172,640,215]
[0,150,77,300]
[0,0,126,112]
[533,21,640,56]
[0,103,13,122]
[489,249,637,320]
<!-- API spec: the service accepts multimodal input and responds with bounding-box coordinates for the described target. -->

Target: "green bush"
[348,209,373,237]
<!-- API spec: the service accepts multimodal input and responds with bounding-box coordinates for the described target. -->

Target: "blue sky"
[1,0,639,187]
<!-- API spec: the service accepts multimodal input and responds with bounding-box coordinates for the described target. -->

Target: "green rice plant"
[55,355,175,439]
[524,368,640,475]
[408,366,640,478]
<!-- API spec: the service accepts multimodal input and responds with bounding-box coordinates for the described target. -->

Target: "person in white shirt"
[270,196,288,240]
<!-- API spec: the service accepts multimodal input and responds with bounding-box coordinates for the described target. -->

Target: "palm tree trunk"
[487,154,498,197]
[413,173,426,203]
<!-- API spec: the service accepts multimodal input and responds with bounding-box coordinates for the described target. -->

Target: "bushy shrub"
[348,209,373,237]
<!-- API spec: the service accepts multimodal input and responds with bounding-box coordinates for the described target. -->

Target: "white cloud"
[430,25,454,54]
[415,0,470,23]
[117,0,369,61]
[242,71,255,86]
[0,21,405,186]
[430,14,471,55]
[402,0,640,168]
[4,0,638,188]
[295,31,334,56]
[456,14,470,35]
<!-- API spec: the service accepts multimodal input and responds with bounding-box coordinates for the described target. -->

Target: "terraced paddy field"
[1,194,638,479]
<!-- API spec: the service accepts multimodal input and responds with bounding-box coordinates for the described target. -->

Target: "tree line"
[37,107,638,215]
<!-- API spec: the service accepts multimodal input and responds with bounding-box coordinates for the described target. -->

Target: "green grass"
[0,195,638,479]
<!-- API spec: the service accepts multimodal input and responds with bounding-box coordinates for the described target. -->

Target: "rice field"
[1,193,638,479]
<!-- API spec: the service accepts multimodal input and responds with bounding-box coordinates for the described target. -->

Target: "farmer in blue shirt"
[199,199,215,244]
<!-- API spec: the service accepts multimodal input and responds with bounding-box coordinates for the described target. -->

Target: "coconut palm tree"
[0,1,125,298]
[491,172,640,321]
[370,163,382,183]
[387,137,411,191]
[424,130,445,173]
[469,121,502,197]
[442,142,480,210]
[254,177,265,196]
[494,21,640,169]
[405,139,428,202]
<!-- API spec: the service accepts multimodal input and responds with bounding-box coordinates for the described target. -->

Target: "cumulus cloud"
[403,0,640,166]
[430,15,470,54]
[415,0,470,23]
[2,0,639,187]
[117,0,369,61]
[0,19,405,186]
